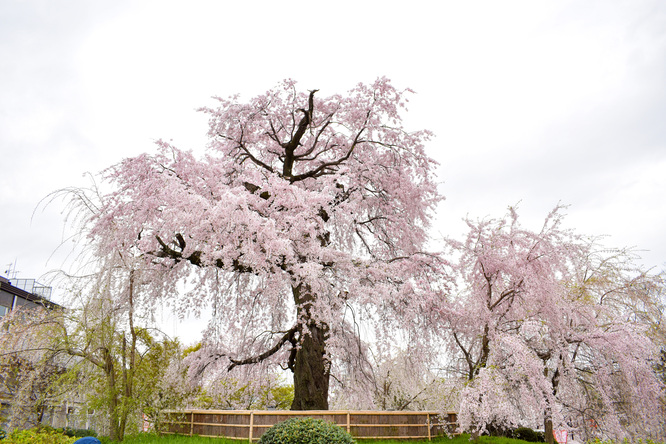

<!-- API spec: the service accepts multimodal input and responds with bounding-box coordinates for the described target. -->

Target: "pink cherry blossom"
[440,206,664,441]
[86,78,445,410]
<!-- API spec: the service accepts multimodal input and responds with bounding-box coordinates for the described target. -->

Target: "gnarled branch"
[228,327,298,371]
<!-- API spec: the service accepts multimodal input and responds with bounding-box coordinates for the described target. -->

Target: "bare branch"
[228,327,298,371]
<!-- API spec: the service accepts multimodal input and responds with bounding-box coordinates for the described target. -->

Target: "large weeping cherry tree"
[89,78,444,410]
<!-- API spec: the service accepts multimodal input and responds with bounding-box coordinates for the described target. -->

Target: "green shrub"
[259,417,356,444]
[4,428,75,444]
[62,427,97,438]
[34,425,61,435]
[0,428,6,440]
[485,422,512,437]
[513,427,545,442]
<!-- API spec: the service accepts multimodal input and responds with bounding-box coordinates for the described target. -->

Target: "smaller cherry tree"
[638,271,666,386]
[330,344,458,411]
[439,206,665,441]
[187,358,293,410]
[369,348,454,411]
[0,307,67,430]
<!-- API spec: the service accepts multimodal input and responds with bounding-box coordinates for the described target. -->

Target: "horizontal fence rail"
[161,409,458,441]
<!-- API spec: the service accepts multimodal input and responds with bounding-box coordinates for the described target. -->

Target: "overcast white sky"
[1,1,665,339]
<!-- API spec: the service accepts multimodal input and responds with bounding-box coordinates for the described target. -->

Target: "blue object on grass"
[73,437,101,444]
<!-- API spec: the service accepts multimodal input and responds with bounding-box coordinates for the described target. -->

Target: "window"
[0,305,8,317]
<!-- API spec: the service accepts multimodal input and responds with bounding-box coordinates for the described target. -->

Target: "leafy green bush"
[259,417,355,444]
[62,428,97,438]
[0,428,6,440]
[512,427,545,442]
[34,425,61,435]
[4,428,75,444]
[485,422,512,437]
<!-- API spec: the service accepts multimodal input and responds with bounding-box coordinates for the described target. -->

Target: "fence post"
[190,411,194,436]
[249,411,255,443]
[427,413,431,441]
[347,411,351,434]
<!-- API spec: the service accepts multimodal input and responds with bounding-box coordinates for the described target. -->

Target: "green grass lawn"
[107,433,531,444]
[358,434,529,444]
[100,434,237,444]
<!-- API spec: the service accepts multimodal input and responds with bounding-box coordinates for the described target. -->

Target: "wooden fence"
[161,410,458,441]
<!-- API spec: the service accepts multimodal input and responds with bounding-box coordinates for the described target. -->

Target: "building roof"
[0,276,62,310]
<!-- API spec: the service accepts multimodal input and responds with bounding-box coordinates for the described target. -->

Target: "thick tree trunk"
[291,321,330,410]
[290,284,330,410]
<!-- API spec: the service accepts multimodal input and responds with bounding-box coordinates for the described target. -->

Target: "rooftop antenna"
[4,260,19,279]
